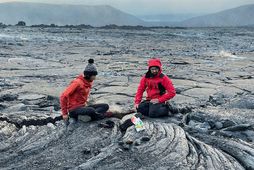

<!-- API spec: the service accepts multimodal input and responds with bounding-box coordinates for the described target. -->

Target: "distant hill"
[0,2,254,27]
[0,2,145,26]
[180,4,254,27]
[139,13,200,23]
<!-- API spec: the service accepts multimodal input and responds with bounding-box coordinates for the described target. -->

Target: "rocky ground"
[0,26,254,169]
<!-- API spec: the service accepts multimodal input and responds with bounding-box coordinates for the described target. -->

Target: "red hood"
[77,74,93,87]
[148,58,162,75]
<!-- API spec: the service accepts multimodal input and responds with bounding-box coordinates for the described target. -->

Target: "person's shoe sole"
[78,115,92,122]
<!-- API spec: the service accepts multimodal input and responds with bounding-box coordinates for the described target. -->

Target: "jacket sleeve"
[158,76,176,103]
[134,76,146,105]
[60,80,80,116]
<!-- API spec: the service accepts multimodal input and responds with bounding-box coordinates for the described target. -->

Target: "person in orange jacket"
[60,59,111,130]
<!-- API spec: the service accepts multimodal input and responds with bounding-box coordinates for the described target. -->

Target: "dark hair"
[84,74,91,80]
[83,71,97,80]
[145,66,160,78]
[145,70,152,78]
[83,71,97,76]
[158,83,166,95]
[145,70,164,78]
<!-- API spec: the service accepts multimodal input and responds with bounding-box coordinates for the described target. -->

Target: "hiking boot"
[78,115,92,122]
[119,119,133,132]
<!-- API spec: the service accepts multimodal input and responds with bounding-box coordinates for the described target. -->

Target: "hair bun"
[88,59,94,64]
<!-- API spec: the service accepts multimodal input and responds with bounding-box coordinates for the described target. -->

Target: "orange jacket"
[60,75,92,116]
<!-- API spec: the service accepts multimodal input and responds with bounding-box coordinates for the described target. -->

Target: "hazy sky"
[1,0,254,15]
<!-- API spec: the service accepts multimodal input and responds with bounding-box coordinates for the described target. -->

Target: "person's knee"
[97,103,109,112]
[139,101,149,108]
[149,105,169,118]
[137,107,149,116]
[137,107,142,113]
[157,108,169,117]
[104,104,109,111]
[84,107,96,115]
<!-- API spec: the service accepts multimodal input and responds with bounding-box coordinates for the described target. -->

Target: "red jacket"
[135,58,176,104]
[60,75,92,116]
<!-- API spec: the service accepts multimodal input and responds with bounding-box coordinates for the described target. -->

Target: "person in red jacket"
[134,58,176,117]
[119,58,176,131]
[60,59,110,130]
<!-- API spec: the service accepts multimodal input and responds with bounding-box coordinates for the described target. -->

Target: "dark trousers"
[69,103,109,120]
[137,100,169,118]
[119,101,169,131]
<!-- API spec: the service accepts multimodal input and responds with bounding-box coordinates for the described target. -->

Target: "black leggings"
[69,103,109,120]
[137,100,169,118]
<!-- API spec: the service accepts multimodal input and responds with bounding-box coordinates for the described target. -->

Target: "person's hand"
[62,114,68,121]
[150,99,159,104]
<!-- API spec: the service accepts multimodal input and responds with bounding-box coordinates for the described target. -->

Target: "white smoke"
[218,51,246,60]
